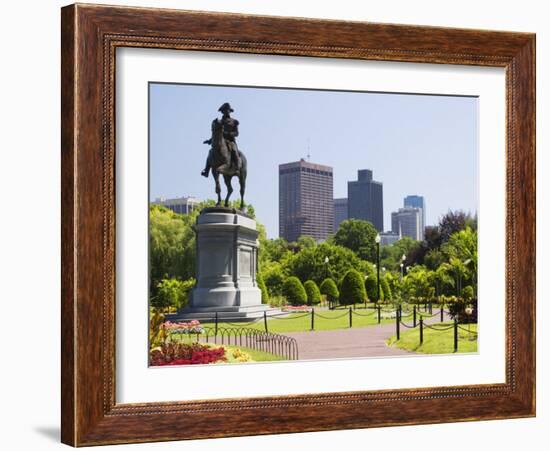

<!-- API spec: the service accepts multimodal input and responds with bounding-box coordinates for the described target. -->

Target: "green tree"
[261,262,286,297]
[333,219,378,261]
[286,242,368,285]
[442,226,478,289]
[339,270,367,305]
[152,278,192,311]
[303,280,321,305]
[149,205,195,296]
[282,276,307,305]
[256,272,269,303]
[320,278,339,302]
[438,210,476,243]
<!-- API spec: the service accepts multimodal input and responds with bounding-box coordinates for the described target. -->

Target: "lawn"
[222,345,284,363]
[386,322,478,354]
[218,307,395,333]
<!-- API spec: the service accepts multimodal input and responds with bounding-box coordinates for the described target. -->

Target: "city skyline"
[149,83,478,238]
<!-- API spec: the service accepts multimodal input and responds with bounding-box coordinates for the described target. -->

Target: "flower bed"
[162,319,203,335]
[150,342,226,366]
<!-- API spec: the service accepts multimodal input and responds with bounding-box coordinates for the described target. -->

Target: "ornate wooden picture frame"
[61,3,535,446]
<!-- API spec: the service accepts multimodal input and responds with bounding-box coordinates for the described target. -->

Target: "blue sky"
[149,83,478,238]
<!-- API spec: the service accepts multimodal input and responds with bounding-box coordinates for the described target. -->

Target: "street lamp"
[400,263,404,279]
[375,233,381,304]
[324,256,330,308]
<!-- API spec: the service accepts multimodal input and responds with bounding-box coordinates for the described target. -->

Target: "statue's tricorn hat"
[218,102,234,113]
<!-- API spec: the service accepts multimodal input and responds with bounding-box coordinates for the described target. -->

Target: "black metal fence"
[171,326,299,361]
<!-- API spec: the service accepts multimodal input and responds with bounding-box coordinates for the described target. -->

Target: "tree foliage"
[256,272,269,303]
[285,241,368,286]
[339,270,367,305]
[149,205,195,296]
[333,219,378,261]
[152,277,194,311]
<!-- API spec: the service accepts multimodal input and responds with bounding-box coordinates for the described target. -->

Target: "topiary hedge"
[339,269,367,305]
[320,278,339,302]
[381,277,391,302]
[282,276,307,306]
[365,274,378,302]
[303,280,321,305]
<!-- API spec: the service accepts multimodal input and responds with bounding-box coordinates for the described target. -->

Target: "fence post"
[311,308,315,331]
[377,305,381,324]
[454,318,458,352]
[349,307,353,328]
[396,309,400,340]
[419,318,424,344]
[440,304,444,322]
[215,312,219,337]
[413,305,417,328]
[263,311,268,333]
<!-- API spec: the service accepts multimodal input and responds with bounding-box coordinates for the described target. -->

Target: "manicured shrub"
[320,278,339,302]
[304,280,321,305]
[381,277,392,302]
[339,270,367,305]
[365,274,378,302]
[256,272,269,303]
[282,276,308,306]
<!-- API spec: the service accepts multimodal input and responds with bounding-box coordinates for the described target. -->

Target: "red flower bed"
[150,342,226,366]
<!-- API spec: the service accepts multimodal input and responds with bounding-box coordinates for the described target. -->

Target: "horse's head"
[210,118,226,153]
[211,118,223,137]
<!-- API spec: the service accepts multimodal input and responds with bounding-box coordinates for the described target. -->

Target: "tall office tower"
[333,198,348,231]
[391,207,423,241]
[404,195,426,235]
[347,169,384,232]
[279,159,334,242]
[153,196,200,215]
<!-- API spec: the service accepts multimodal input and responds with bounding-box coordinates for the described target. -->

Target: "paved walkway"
[284,310,449,360]
[284,324,410,360]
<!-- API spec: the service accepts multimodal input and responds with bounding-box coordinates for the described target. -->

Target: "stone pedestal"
[169,207,271,322]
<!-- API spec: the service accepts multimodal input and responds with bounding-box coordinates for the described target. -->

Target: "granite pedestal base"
[169,208,271,323]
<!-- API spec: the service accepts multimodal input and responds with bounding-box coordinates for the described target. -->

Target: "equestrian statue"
[201,102,247,209]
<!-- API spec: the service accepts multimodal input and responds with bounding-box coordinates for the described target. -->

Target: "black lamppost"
[324,256,330,308]
[375,233,381,303]
[400,253,406,279]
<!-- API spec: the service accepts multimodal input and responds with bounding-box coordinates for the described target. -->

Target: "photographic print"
[148,83,479,367]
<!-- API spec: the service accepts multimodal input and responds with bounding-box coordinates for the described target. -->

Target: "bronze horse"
[206,118,247,209]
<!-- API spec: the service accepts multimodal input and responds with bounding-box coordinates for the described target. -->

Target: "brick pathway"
[284,310,449,360]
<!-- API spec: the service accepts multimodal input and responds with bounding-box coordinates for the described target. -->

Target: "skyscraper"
[333,198,348,231]
[279,159,334,242]
[404,195,426,233]
[347,169,384,232]
[391,207,422,241]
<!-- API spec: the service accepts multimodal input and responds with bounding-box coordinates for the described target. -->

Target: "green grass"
[218,308,394,333]
[386,322,478,354]
[221,345,284,363]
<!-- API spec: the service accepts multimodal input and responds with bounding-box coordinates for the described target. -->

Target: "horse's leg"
[223,175,233,207]
[239,172,246,210]
[213,171,222,206]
